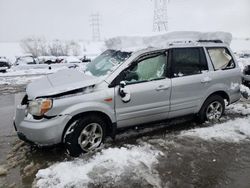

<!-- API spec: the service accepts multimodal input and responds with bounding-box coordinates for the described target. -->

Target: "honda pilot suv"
[14,39,241,156]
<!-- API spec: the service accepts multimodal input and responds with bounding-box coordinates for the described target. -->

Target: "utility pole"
[153,0,169,32]
[90,13,101,41]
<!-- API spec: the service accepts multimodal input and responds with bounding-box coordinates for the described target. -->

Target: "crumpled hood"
[26,69,100,99]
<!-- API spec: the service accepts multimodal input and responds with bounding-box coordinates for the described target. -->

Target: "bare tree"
[20,37,81,57]
[48,40,70,56]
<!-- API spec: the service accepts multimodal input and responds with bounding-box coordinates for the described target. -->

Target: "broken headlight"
[28,98,53,117]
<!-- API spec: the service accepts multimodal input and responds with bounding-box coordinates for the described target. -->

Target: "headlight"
[28,98,53,116]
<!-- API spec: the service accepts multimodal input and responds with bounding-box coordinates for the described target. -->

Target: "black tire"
[64,115,106,157]
[197,95,225,124]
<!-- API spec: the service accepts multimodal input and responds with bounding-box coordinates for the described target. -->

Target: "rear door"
[114,52,171,127]
[169,47,210,118]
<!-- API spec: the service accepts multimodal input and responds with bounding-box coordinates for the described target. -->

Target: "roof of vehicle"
[127,41,229,57]
[106,31,232,55]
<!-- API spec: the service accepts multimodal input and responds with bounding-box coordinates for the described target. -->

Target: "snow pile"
[181,117,250,142]
[0,75,44,86]
[0,68,58,85]
[35,144,162,188]
[227,102,250,115]
[240,84,250,98]
[237,57,250,71]
[105,31,232,51]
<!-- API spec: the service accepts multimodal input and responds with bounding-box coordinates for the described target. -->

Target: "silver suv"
[14,40,241,156]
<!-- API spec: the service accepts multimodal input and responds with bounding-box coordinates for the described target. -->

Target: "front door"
[114,52,171,127]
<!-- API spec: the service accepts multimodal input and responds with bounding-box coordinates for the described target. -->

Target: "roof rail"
[197,40,223,43]
[167,39,224,47]
[167,40,197,46]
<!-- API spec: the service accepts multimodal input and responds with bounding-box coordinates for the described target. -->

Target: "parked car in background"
[80,55,91,63]
[61,56,82,64]
[0,57,11,73]
[14,37,241,157]
[38,56,57,64]
[14,55,38,66]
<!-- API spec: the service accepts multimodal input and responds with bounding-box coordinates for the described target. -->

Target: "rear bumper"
[14,105,72,146]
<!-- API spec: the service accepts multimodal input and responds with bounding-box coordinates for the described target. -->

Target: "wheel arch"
[61,111,115,143]
[198,90,230,112]
[207,90,230,103]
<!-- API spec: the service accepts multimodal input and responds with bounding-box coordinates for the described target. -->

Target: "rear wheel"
[64,115,106,157]
[197,95,225,123]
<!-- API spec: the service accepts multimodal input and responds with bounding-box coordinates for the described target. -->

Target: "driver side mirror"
[119,81,131,103]
[119,81,126,97]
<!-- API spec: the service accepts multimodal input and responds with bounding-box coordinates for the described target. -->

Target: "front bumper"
[14,105,72,146]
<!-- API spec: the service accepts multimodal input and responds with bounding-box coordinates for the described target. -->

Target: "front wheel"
[197,95,225,123]
[64,115,106,157]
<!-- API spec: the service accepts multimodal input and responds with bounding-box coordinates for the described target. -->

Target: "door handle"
[201,77,212,83]
[156,85,169,91]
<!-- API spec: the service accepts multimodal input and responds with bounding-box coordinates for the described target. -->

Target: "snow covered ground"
[0,63,87,86]
[33,101,250,188]
[0,41,104,61]
[35,143,162,188]
[181,117,250,142]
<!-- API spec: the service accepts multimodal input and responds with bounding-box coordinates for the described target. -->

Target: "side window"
[124,54,167,84]
[171,48,208,77]
[207,47,235,70]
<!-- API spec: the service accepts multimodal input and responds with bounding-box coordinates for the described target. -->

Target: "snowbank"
[0,75,44,86]
[180,101,250,142]
[240,84,250,98]
[35,144,162,188]
[0,68,64,86]
[181,117,250,142]
[105,31,232,51]
[0,63,87,86]
[227,102,250,115]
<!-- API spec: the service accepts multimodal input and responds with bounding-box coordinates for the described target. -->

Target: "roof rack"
[167,40,197,46]
[167,39,224,47]
[197,40,223,43]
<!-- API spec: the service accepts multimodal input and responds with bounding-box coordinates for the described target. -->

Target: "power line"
[153,0,169,32]
[90,13,101,41]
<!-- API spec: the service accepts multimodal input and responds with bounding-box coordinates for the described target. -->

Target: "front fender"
[60,101,116,123]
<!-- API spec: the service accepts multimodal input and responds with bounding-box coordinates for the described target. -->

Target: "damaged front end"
[14,92,73,146]
[14,69,101,146]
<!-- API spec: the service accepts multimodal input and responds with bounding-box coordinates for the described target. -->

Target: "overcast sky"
[0,0,249,42]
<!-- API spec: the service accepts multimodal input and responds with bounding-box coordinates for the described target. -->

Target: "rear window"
[171,48,208,77]
[207,47,235,70]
